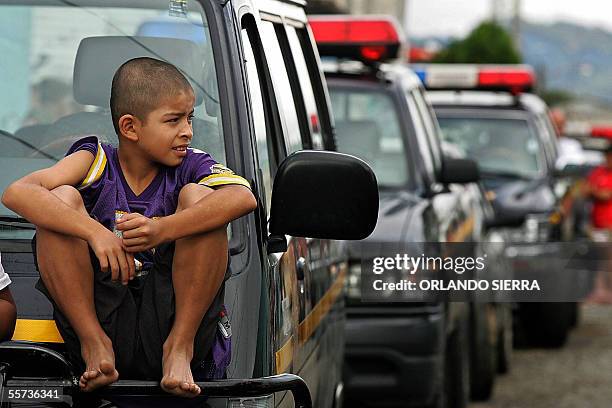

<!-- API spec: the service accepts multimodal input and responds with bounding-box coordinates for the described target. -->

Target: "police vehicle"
[416,64,578,347]
[0,1,379,407]
[310,15,509,407]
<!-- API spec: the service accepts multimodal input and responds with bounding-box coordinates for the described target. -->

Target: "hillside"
[414,20,612,102]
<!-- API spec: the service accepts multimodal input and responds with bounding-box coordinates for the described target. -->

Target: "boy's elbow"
[1,182,18,210]
[243,188,258,213]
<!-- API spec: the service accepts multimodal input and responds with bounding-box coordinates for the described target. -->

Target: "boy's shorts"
[31,236,232,381]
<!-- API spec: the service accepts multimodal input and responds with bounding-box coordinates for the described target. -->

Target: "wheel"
[469,303,496,401]
[568,302,580,328]
[518,302,571,348]
[445,320,470,408]
[496,306,513,374]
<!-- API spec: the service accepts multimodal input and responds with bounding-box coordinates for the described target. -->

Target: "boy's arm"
[118,185,257,252]
[2,152,135,283]
[162,185,257,241]
[1,151,102,240]
[0,287,16,341]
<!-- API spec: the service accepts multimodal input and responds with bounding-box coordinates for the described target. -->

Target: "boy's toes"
[161,377,181,393]
[81,361,119,392]
[179,382,200,395]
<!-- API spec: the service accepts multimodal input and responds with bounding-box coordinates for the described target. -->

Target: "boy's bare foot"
[161,341,201,398]
[79,337,119,392]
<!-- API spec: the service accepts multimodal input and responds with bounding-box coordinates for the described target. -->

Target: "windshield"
[0,1,222,238]
[436,115,543,179]
[329,87,410,188]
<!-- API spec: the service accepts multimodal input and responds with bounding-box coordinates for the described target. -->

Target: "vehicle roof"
[322,60,424,91]
[426,90,548,115]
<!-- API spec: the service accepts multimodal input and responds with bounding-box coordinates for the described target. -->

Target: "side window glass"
[285,26,324,150]
[406,92,436,182]
[259,21,303,154]
[412,89,443,172]
[241,29,273,215]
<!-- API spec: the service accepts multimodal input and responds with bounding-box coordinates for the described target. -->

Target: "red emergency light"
[477,67,535,94]
[309,15,403,63]
[413,64,536,94]
[590,126,612,139]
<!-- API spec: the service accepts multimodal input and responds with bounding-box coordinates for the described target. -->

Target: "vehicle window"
[241,29,274,216]
[412,88,443,173]
[329,87,409,188]
[437,116,543,178]
[285,26,324,150]
[295,27,335,150]
[259,21,303,154]
[405,92,436,183]
[0,1,222,238]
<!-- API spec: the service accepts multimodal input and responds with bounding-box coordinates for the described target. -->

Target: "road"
[472,304,612,408]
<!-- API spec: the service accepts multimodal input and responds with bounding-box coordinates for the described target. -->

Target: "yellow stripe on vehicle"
[298,267,346,346]
[448,215,475,243]
[275,266,347,374]
[12,319,64,343]
[275,335,295,374]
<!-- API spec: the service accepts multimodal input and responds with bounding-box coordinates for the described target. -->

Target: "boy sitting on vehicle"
[1,57,257,397]
[0,251,17,341]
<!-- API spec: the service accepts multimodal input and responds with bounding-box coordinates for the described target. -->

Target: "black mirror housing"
[268,151,378,249]
[441,158,480,184]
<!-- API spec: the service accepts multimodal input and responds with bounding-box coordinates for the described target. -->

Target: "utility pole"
[512,0,521,53]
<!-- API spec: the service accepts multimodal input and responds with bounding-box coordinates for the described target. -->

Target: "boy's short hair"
[110,57,194,135]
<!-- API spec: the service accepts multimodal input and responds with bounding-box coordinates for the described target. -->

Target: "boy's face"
[135,89,195,167]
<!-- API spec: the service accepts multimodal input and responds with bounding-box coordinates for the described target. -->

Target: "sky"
[408,0,612,37]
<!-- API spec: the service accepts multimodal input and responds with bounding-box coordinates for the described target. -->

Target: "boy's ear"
[118,114,140,142]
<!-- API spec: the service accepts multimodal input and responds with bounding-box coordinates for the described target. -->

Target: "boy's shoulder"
[67,136,113,190]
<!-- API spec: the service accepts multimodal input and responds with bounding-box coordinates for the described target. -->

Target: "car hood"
[347,190,427,259]
[482,177,556,220]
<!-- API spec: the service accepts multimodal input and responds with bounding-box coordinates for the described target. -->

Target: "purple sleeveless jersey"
[67,136,250,271]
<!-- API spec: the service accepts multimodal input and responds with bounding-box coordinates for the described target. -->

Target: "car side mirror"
[554,163,594,179]
[440,158,480,184]
[267,151,379,253]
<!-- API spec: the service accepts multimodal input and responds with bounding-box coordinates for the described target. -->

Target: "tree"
[434,21,521,64]
[305,0,347,14]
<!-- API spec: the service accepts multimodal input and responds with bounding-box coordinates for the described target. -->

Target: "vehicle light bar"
[591,126,612,139]
[309,15,403,63]
[412,64,536,94]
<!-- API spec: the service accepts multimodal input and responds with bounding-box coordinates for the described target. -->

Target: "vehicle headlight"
[346,263,362,299]
[227,395,274,407]
[524,214,550,243]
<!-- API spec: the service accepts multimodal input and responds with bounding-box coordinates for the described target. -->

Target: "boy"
[0,251,17,341]
[1,57,257,397]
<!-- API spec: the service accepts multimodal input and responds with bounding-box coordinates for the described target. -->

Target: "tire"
[496,306,513,374]
[518,302,571,348]
[568,302,580,328]
[469,304,496,401]
[445,321,470,408]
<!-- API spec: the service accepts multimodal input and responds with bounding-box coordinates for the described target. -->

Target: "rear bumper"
[343,306,444,407]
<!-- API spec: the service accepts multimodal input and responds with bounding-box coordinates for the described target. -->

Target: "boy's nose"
[180,122,193,140]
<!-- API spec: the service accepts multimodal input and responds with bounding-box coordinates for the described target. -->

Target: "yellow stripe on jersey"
[79,143,107,190]
[198,173,251,189]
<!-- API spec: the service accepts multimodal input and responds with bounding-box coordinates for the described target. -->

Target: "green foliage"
[434,21,522,64]
[539,89,574,107]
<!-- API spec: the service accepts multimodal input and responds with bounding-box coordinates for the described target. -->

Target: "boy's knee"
[50,185,84,210]
[177,183,214,210]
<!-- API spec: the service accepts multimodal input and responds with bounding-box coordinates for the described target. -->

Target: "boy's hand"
[116,213,165,253]
[88,227,135,285]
